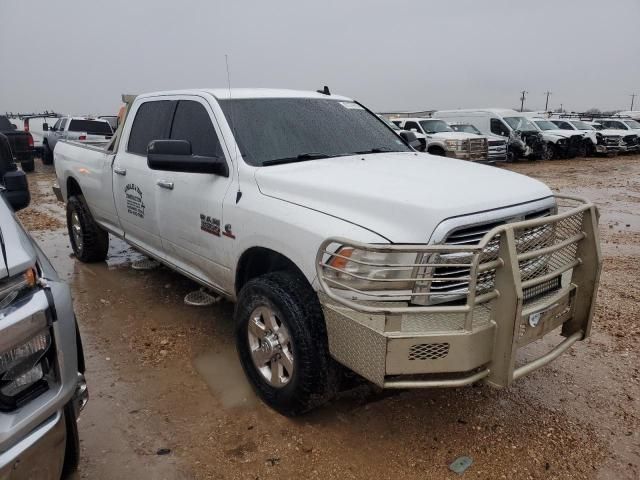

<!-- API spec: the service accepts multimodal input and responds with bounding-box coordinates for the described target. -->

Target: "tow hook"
[72,372,89,417]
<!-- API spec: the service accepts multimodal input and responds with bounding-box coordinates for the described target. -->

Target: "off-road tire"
[61,402,80,477]
[541,143,554,161]
[42,143,54,165]
[67,195,109,262]
[21,158,34,172]
[235,271,338,416]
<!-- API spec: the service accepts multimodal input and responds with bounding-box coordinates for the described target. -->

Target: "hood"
[0,198,36,279]
[429,131,483,140]
[543,129,583,139]
[599,129,633,137]
[254,152,553,243]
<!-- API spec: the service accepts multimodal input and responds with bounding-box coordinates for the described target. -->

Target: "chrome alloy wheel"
[247,306,294,388]
[71,212,83,252]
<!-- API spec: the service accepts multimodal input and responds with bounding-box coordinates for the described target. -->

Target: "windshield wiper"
[351,147,396,155]
[262,153,331,166]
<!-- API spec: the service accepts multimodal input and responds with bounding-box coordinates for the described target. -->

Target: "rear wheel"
[42,143,54,165]
[235,271,337,416]
[67,195,109,262]
[21,158,34,172]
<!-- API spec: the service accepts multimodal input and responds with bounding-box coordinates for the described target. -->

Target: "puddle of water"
[193,349,258,409]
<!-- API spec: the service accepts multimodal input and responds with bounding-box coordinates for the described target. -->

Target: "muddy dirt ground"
[16,155,639,479]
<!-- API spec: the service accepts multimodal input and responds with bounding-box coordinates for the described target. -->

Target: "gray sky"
[1,0,639,115]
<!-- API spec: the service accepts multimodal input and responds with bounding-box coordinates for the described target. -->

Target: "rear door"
[155,96,234,290]
[113,98,176,258]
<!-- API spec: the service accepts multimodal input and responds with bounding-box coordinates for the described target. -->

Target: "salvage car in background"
[42,116,113,164]
[53,88,601,416]
[391,117,488,161]
[527,117,586,158]
[448,122,508,162]
[0,132,88,479]
[595,118,640,152]
[0,116,35,173]
[585,121,636,154]
[378,115,426,151]
[549,118,619,156]
[435,109,548,161]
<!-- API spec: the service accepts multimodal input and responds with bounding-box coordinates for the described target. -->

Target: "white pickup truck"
[53,89,602,416]
[43,116,113,165]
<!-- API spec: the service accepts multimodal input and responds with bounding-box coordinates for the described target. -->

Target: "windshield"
[503,116,537,132]
[625,119,640,129]
[602,120,626,130]
[419,120,453,133]
[450,123,481,135]
[68,119,113,135]
[219,98,410,166]
[534,120,559,131]
[570,121,594,130]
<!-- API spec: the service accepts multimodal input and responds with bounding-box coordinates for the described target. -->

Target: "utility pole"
[631,93,637,111]
[544,91,552,111]
[560,103,563,113]
[520,90,528,112]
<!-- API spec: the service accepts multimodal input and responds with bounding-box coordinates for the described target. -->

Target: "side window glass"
[52,119,62,131]
[490,118,509,137]
[556,121,571,130]
[405,121,420,132]
[60,118,68,131]
[170,100,224,158]
[127,101,176,155]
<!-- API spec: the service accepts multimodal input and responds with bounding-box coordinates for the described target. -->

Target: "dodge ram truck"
[53,89,602,416]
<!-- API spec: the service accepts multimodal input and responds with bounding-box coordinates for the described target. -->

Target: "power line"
[520,90,528,112]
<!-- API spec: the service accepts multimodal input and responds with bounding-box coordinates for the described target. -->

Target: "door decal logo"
[124,184,145,218]
[200,214,221,236]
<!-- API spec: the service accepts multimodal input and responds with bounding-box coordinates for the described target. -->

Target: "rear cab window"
[68,119,113,135]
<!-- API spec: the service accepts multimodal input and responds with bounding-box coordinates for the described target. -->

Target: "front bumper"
[0,282,86,475]
[316,196,601,388]
[0,411,66,479]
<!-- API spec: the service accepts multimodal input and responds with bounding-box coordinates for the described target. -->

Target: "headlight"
[0,267,38,311]
[557,138,567,145]
[0,330,52,409]
[444,139,467,151]
[324,247,416,291]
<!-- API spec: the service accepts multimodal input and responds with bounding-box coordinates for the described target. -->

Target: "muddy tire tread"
[235,271,337,416]
[67,195,109,263]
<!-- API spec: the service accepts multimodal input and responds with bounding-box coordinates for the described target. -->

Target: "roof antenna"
[225,54,242,204]
[317,85,331,96]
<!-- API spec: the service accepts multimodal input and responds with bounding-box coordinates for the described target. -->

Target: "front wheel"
[67,195,109,262]
[541,143,554,160]
[235,271,337,416]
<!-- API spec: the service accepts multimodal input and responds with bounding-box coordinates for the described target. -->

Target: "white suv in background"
[549,118,619,155]
[391,117,488,161]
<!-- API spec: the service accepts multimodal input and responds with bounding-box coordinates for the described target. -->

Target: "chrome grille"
[416,209,555,304]
[468,138,488,160]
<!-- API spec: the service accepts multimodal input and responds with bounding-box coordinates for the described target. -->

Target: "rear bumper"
[317,195,602,388]
[0,411,66,480]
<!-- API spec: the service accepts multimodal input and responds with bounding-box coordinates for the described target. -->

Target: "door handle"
[113,166,127,176]
[156,179,174,190]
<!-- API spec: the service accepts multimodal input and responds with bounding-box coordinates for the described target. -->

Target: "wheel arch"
[235,246,309,295]
[66,176,83,200]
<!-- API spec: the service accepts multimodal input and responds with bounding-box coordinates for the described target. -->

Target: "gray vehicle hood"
[0,198,36,279]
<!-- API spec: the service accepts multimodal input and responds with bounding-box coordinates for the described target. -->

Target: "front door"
[113,99,176,259]
[154,97,234,292]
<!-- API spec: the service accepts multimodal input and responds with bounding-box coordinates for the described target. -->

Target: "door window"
[127,100,176,155]
[59,118,68,131]
[52,119,62,131]
[490,118,510,137]
[169,101,224,158]
[404,121,421,133]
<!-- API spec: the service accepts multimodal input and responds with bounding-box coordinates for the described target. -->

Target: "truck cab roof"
[136,88,354,102]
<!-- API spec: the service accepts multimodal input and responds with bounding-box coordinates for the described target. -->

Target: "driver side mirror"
[147,139,229,177]
[399,131,423,150]
[1,170,31,211]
